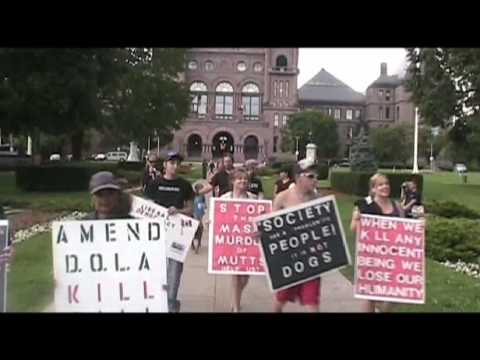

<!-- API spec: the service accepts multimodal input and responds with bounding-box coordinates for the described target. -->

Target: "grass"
[7,232,54,312]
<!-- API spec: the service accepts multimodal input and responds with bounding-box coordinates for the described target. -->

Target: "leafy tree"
[281,110,339,160]
[0,48,190,160]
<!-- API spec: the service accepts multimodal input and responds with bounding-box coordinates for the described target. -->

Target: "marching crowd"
[0,151,424,313]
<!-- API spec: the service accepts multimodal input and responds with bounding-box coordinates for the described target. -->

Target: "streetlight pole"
[295,136,299,161]
[413,107,419,174]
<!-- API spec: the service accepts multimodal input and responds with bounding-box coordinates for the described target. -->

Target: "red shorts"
[275,278,321,306]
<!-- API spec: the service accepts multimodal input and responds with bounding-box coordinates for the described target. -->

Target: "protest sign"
[0,220,8,312]
[52,219,167,312]
[255,195,350,292]
[208,197,272,275]
[130,195,199,263]
[354,214,425,304]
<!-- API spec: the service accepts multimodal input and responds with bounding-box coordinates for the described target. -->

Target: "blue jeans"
[167,258,184,313]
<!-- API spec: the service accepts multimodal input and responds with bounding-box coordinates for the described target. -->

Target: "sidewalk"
[177,227,363,312]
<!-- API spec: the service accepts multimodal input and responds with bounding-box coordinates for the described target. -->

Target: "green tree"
[0,48,190,160]
[372,124,411,164]
[281,110,339,160]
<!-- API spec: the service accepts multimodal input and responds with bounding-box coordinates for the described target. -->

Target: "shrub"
[117,161,145,172]
[256,167,278,177]
[317,162,329,180]
[16,163,139,192]
[330,170,423,198]
[424,200,480,219]
[426,216,480,263]
[16,165,94,191]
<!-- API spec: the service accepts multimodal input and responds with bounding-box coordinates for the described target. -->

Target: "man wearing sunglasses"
[270,158,322,313]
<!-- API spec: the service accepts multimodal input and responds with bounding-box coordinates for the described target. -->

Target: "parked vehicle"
[49,153,61,161]
[106,151,128,162]
[94,153,106,161]
[454,163,467,173]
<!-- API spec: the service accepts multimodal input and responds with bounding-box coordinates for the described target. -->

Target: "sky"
[298,48,408,94]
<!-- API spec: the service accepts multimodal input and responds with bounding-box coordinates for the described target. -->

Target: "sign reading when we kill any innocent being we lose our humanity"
[255,195,351,292]
[52,219,168,312]
[354,214,426,304]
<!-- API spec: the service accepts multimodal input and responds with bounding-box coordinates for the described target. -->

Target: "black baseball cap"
[166,151,183,162]
[89,171,121,194]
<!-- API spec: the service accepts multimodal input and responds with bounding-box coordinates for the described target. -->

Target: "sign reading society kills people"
[0,220,8,313]
[52,219,168,312]
[255,195,351,292]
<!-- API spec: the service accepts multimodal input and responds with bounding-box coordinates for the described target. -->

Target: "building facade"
[298,63,416,158]
[169,50,416,161]
[365,62,416,128]
[298,68,366,158]
[170,48,300,162]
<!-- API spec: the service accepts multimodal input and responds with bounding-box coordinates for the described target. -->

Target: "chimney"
[381,62,387,76]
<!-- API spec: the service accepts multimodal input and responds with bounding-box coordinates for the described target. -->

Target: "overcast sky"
[298,48,408,94]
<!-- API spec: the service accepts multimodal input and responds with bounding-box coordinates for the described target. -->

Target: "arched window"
[190,81,208,117]
[276,55,288,68]
[241,83,261,121]
[215,82,234,119]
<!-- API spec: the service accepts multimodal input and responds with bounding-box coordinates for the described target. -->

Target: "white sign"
[52,219,168,312]
[130,195,199,263]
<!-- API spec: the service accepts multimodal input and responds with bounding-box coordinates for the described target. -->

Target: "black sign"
[256,196,351,291]
[0,222,8,312]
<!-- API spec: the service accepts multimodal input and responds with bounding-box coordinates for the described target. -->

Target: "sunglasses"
[300,172,318,180]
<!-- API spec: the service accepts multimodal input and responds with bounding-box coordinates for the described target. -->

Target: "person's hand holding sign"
[168,207,178,216]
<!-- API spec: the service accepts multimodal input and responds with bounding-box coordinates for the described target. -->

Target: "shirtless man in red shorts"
[271,158,321,313]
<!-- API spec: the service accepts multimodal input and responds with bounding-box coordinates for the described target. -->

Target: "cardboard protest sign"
[52,219,168,312]
[0,220,8,312]
[130,195,199,263]
[208,197,272,275]
[255,195,350,292]
[354,214,426,304]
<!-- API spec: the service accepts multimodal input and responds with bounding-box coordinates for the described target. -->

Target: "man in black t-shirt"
[199,154,234,197]
[144,151,194,313]
[245,159,264,199]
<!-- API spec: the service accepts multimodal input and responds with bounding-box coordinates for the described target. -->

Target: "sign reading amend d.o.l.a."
[52,219,168,312]
[255,195,351,292]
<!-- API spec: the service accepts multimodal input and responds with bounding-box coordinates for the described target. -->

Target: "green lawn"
[7,232,54,312]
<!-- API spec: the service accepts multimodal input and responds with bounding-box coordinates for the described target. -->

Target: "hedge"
[426,216,480,263]
[330,171,423,198]
[117,161,145,172]
[16,163,134,192]
[424,200,480,220]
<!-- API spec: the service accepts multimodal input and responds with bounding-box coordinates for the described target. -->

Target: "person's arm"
[402,199,416,211]
[178,199,193,217]
[272,190,286,212]
[350,206,361,232]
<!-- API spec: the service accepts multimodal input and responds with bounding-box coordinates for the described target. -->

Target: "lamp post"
[295,136,300,160]
[413,107,419,174]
